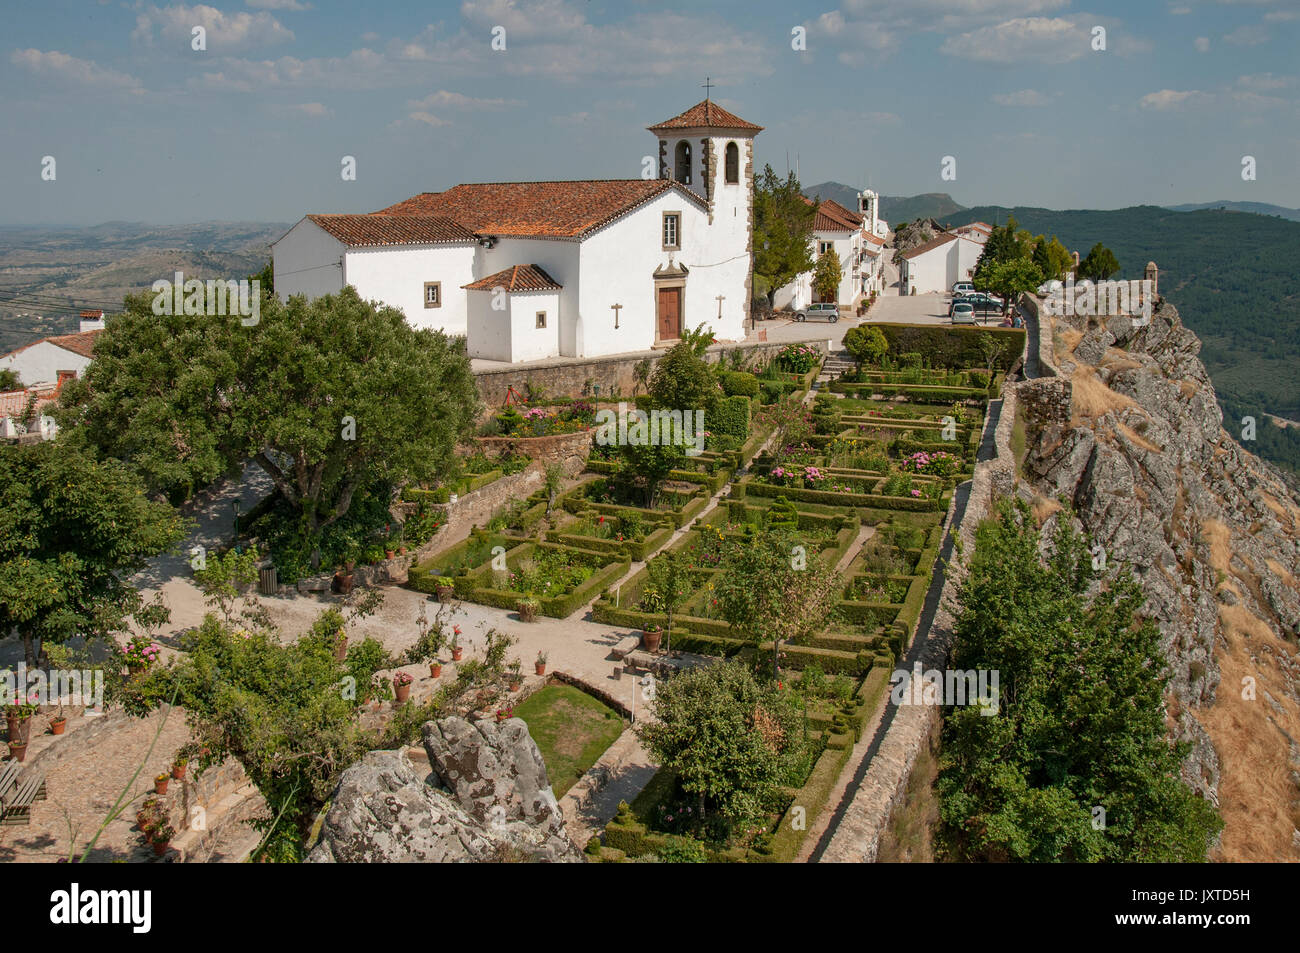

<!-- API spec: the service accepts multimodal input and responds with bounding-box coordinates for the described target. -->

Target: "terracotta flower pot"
[8,742,27,763]
[429,663,443,678]
[394,683,411,703]
[385,550,395,560]
[642,629,662,653]
[154,777,169,796]
[509,679,522,692]
[334,637,348,662]
[7,714,31,744]
[435,585,454,603]
[152,840,169,857]
[535,662,546,676]
[171,764,186,780]
[452,647,464,662]
[50,718,68,736]
[334,571,354,595]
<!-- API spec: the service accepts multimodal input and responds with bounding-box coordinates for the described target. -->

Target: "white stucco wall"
[344,243,478,335]
[272,219,345,302]
[509,290,561,363]
[902,237,983,294]
[477,239,580,356]
[466,290,509,361]
[0,341,91,388]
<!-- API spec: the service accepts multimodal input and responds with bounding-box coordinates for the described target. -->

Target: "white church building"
[272,99,762,362]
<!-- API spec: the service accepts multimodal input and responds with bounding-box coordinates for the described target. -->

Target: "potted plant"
[49,705,68,735]
[136,796,160,832]
[495,706,513,724]
[154,773,170,796]
[507,660,523,691]
[333,627,348,662]
[171,755,188,780]
[151,823,175,857]
[641,623,663,653]
[393,671,413,703]
[517,597,540,623]
[7,740,28,763]
[450,627,464,662]
[123,636,160,675]
[6,698,37,744]
[534,651,548,676]
[429,660,443,679]
[434,576,456,603]
[333,560,355,595]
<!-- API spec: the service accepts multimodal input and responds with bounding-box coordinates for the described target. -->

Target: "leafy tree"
[713,527,841,675]
[754,165,817,306]
[1032,235,1073,283]
[843,325,888,366]
[648,334,720,414]
[1077,242,1121,281]
[0,368,21,391]
[60,287,481,565]
[975,258,1044,315]
[638,659,801,823]
[645,547,692,652]
[935,498,1222,862]
[618,440,687,507]
[0,440,185,667]
[812,247,842,303]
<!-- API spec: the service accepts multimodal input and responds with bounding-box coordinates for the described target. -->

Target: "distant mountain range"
[1165,200,1300,222]
[802,182,967,224]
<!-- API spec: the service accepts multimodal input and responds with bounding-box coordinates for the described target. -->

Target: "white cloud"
[133,4,293,53]
[1138,88,1212,110]
[246,0,310,10]
[1235,73,1294,90]
[406,90,521,110]
[408,112,451,128]
[940,16,1091,63]
[287,101,330,117]
[992,88,1052,106]
[1264,9,1300,21]
[10,48,144,93]
[1223,23,1270,45]
[1195,36,1210,51]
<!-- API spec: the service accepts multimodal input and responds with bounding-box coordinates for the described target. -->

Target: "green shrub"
[712,395,751,440]
[721,371,759,398]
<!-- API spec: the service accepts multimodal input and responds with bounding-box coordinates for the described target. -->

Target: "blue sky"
[3,0,1298,224]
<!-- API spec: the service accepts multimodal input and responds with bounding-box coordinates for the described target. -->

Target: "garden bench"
[610,635,641,661]
[0,760,19,803]
[0,766,47,826]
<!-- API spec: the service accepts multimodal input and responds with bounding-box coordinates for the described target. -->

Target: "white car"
[952,282,975,296]
[795,302,840,323]
[951,302,977,325]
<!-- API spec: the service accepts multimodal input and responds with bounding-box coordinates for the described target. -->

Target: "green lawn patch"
[514,683,626,797]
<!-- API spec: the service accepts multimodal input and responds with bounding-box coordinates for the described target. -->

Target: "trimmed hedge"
[868,323,1024,371]
[712,394,751,440]
[721,371,759,397]
[743,479,948,512]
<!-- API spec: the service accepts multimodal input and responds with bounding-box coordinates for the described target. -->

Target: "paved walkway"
[557,729,656,848]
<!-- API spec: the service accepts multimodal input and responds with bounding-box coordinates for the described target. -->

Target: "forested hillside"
[953,205,1300,478]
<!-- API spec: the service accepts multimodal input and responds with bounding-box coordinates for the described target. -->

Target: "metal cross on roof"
[702,77,714,123]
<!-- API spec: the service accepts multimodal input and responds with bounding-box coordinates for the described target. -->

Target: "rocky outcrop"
[1019,299,1300,860]
[307,716,583,863]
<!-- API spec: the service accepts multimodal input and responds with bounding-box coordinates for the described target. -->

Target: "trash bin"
[258,565,278,595]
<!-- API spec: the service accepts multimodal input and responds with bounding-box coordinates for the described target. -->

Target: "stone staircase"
[817,350,856,387]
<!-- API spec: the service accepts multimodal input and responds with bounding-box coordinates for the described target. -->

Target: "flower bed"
[452,540,629,619]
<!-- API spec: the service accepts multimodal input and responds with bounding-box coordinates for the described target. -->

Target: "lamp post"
[232,498,241,554]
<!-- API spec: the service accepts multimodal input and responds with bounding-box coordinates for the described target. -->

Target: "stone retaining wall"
[819,356,1022,862]
[473,338,827,406]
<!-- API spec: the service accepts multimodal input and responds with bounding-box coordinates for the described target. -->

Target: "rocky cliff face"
[1017,300,1300,861]
[308,715,583,863]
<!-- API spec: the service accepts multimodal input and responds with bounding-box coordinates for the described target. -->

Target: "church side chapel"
[272,95,762,363]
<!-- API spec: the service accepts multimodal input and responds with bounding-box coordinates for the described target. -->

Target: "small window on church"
[423,281,441,308]
[818,241,832,256]
[536,312,547,329]
[663,213,680,250]
[674,141,691,185]
[725,142,739,184]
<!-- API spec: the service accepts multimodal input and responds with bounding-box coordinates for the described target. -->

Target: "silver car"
[951,302,977,325]
[795,302,840,323]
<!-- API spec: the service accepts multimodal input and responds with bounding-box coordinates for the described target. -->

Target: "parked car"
[950,302,977,325]
[795,302,840,323]
[951,281,975,296]
[950,292,1003,316]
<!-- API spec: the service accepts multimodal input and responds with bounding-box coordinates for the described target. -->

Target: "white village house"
[273,99,762,362]
[898,230,985,295]
[0,310,105,440]
[772,189,888,311]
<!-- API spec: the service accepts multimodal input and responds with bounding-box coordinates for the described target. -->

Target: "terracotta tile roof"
[647,99,763,133]
[463,264,563,292]
[43,329,101,358]
[307,214,478,247]
[899,233,958,260]
[0,387,57,418]
[79,309,103,319]
[820,197,863,227]
[377,179,704,240]
[804,196,856,233]
[863,232,886,245]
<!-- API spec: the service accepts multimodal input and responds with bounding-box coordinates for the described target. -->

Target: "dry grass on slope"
[1201,607,1300,862]
[1069,367,1139,424]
